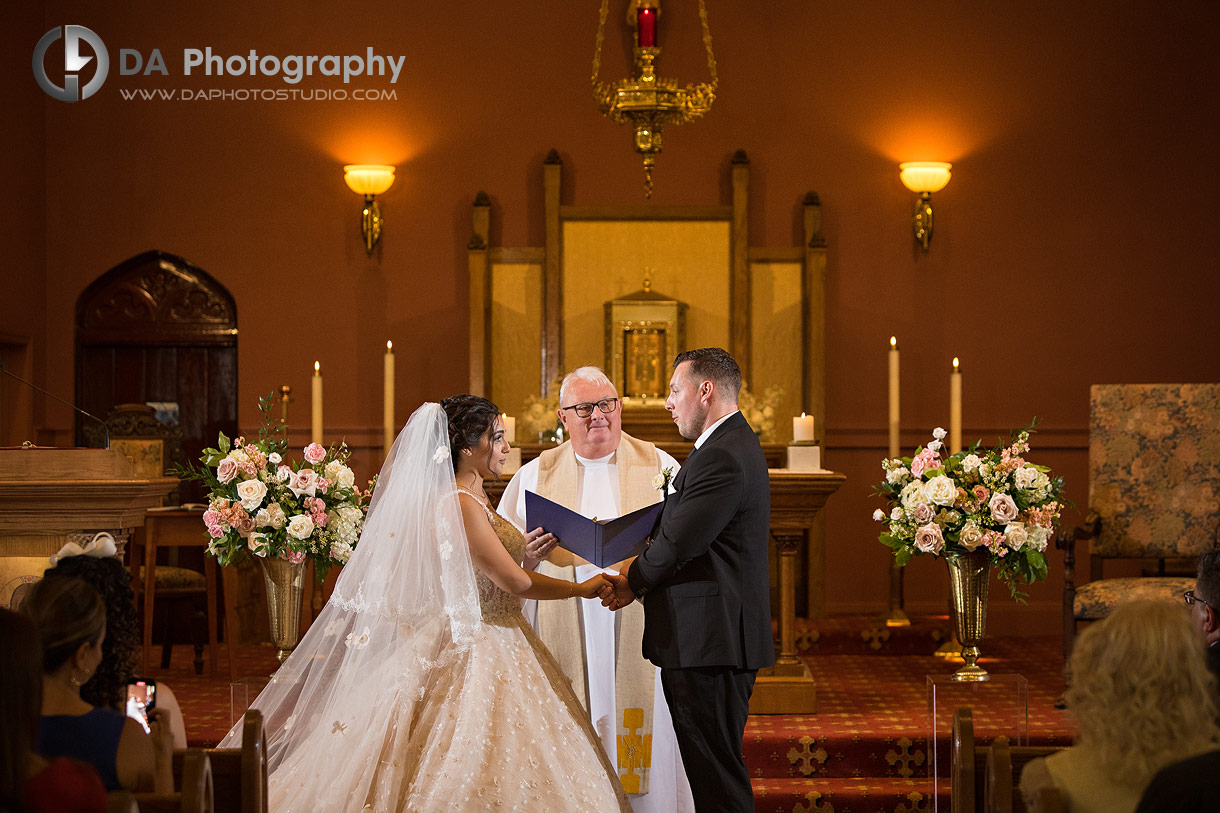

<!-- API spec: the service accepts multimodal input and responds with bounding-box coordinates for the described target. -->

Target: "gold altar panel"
[490,261,543,416]
[562,220,730,375]
[750,261,804,442]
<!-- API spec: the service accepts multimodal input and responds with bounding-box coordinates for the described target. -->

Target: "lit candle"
[501,413,516,444]
[950,357,962,454]
[311,361,323,444]
[792,412,814,442]
[888,337,900,458]
[384,341,395,456]
[637,6,657,47]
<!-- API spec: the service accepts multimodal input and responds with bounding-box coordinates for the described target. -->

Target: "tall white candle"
[311,361,323,444]
[501,413,516,444]
[792,412,814,442]
[950,357,962,454]
[888,337,900,458]
[384,341,395,456]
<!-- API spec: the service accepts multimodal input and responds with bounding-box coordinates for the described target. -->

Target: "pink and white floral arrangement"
[872,422,1067,599]
[175,394,374,581]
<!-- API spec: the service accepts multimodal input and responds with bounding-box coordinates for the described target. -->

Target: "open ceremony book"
[524,491,662,569]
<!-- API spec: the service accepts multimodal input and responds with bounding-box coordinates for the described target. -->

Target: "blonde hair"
[1066,599,1220,786]
[559,366,616,407]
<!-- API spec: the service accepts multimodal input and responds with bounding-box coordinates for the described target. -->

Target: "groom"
[605,347,774,812]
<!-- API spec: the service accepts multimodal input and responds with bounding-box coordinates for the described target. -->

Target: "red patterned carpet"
[153,616,1072,812]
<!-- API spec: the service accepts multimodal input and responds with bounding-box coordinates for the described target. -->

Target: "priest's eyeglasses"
[1183,590,1211,608]
[561,398,620,418]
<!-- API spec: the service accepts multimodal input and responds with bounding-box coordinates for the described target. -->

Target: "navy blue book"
[524,490,662,568]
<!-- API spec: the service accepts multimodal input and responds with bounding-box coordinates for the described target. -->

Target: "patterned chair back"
[1088,383,1220,559]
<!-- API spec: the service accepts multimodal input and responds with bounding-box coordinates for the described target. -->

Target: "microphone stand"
[0,361,110,449]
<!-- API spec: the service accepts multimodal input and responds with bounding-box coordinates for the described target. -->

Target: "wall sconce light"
[899,162,952,252]
[343,164,396,255]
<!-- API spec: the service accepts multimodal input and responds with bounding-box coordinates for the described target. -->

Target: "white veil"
[219,403,482,808]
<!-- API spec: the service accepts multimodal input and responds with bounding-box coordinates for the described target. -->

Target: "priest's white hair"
[559,365,616,406]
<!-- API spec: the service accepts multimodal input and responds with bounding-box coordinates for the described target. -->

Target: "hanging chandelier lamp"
[591,0,718,198]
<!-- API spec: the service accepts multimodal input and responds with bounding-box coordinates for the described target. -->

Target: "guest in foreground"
[1020,599,1220,813]
[0,607,107,813]
[498,366,692,812]
[222,396,630,811]
[1134,747,1220,812]
[45,547,187,748]
[605,348,775,812]
[1185,548,1220,689]
[20,577,173,793]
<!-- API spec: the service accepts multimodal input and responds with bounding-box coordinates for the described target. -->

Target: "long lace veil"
[219,403,481,805]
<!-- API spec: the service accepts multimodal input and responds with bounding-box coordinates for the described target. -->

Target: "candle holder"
[785,441,823,472]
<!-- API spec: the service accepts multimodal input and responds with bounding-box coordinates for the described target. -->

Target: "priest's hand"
[522,527,559,571]
[602,572,635,611]
[575,574,614,601]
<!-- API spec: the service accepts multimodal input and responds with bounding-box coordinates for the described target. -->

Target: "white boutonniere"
[652,466,675,494]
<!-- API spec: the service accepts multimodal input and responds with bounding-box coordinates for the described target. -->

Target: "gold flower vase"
[258,557,306,663]
[947,548,991,681]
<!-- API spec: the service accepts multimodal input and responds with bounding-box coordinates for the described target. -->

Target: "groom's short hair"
[673,348,742,401]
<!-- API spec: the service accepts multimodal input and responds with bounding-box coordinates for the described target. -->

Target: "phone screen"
[125,679,157,733]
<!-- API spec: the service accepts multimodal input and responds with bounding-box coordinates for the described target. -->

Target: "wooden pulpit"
[0,447,178,606]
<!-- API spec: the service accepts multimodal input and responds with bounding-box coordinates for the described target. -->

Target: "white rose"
[961,454,982,473]
[1015,467,1038,490]
[886,466,910,485]
[872,509,886,521]
[890,506,902,522]
[924,475,957,507]
[268,452,282,465]
[248,531,271,557]
[1027,526,1051,552]
[927,439,943,452]
[932,427,947,440]
[289,469,318,498]
[1004,522,1029,550]
[914,523,945,554]
[286,514,315,540]
[959,524,984,551]
[276,465,292,482]
[989,493,1019,524]
[236,479,268,511]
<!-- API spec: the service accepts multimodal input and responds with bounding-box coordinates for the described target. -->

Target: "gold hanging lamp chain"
[696,0,718,89]
[592,0,717,90]
[591,0,610,87]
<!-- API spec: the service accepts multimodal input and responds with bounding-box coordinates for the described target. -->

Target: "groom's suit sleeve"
[627,444,742,595]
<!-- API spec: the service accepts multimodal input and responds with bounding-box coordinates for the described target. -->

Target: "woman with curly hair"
[1020,599,1220,812]
[45,553,186,748]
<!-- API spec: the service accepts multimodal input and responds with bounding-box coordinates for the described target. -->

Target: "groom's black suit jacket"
[627,411,776,671]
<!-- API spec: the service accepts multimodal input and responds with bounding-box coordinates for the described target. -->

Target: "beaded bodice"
[457,488,527,625]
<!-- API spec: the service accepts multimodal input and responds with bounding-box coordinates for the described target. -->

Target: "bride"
[221,396,630,812]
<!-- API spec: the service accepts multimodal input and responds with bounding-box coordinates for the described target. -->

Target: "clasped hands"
[570,569,634,609]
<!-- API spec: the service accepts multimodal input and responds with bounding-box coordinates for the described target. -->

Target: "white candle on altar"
[501,413,516,444]
[311,361,323,444]
[792,412,814,442]
[384,341,395,456]
[888,337,900,458]
[950,357,962,454]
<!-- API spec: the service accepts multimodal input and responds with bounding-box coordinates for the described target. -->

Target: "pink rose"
[232,510,256,538]
[290,468,318,498]
[912,503,935,524]
[972,484,990,503]
[303,443,326,465]
[910,448,941,479]
[202,508,221,528]
[914,523,945,554]
[216,458,238,484]
[988,493,1019,524]
[283,549,306,564]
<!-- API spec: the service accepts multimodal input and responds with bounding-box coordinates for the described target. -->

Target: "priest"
[498,366,692,812]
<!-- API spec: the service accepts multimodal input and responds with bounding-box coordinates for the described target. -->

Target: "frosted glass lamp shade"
[899,162,952,194]
[343,165,396,196]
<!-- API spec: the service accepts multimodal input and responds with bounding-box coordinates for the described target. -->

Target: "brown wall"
[10,2,1220,631]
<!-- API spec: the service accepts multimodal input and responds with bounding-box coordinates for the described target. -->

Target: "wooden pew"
[952,707,1066,813]
[172,710,267,813]
[132,748,214,812]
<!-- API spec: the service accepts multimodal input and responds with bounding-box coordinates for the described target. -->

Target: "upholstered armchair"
[1058,383,1220,668]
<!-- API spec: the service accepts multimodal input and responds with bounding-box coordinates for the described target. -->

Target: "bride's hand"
[522,528,559,570]
[575,574,613,601]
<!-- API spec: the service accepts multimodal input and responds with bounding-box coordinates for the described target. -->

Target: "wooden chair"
[1058,383,1220,673]
[133,748,214,813]
[952,708,1066,813]
[172,710,267,813]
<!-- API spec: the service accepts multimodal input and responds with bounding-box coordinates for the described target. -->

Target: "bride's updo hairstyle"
[440,395,502,471]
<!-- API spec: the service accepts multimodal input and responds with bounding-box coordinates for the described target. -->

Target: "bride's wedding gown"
[260,496,630,812]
